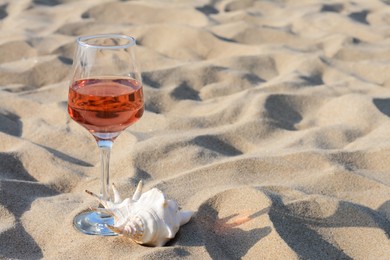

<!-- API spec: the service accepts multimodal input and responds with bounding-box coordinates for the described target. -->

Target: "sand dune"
[1,0,390,259]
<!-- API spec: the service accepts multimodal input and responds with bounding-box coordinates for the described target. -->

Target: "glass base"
[73,210,118,236]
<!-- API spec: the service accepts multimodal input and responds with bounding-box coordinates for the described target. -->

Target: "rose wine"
[68,77,144,139]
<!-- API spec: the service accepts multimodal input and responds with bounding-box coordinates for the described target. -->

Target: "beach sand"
[1,0,390,259]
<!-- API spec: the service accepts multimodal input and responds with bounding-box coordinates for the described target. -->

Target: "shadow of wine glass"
[174,202,271,259]
[205,212,272,259]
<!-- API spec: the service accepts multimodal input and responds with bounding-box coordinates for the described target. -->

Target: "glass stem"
[97,140,113,202]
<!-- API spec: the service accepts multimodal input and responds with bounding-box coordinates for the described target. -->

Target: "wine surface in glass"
[68,77,144,138]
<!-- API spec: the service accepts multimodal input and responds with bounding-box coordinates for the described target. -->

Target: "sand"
[1,0,390,259]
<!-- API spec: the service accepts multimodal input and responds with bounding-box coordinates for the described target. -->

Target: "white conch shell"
[86,181,193,246]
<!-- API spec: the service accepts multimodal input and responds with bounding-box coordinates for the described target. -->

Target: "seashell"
[86,181,193,246]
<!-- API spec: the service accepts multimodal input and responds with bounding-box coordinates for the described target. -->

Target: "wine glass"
[67,34,144,236]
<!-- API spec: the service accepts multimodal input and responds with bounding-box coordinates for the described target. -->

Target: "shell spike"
[85,189,109,208]
[107,225,124,235]
[179,210,193,226]
[112,183,122,203]
[85,189,99,199]
[90,207,113,216]
[132,180,143,201]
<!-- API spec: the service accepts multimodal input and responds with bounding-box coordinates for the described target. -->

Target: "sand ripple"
[1,0,390,259]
